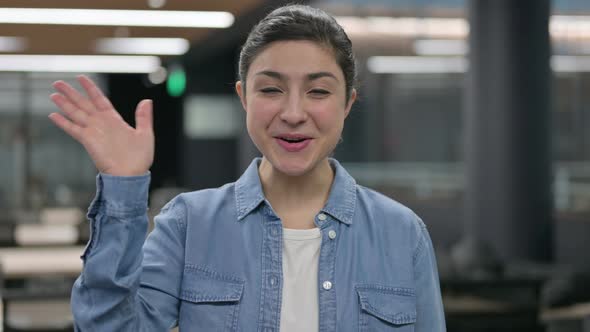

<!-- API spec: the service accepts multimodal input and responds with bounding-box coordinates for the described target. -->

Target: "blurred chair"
[541,269,590,332]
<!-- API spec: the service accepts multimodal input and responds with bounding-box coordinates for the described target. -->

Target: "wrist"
[100,167,150,177]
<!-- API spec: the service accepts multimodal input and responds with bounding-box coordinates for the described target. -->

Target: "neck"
[258,157,334,218]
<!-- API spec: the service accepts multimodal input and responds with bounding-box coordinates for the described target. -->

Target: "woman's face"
[236,40,356,177]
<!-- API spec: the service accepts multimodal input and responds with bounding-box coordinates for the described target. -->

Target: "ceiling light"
[552,56,590,72]
[0,55,160,73]
[0,36,27,52]
[336,16,469,39]
[337,15,590,40]
[0,8,234,28]
[413,39,468,56]
[550,16,590,39]
[367,56,467,74]
[95,38,190,55]
[368,55,590,74]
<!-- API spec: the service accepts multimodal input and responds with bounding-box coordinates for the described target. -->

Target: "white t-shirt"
[280,227,321,332]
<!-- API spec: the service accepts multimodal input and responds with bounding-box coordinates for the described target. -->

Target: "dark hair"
[238,4,357,103]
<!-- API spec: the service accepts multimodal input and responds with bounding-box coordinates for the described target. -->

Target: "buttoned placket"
[316,212,339,332]
[258,205,284,332]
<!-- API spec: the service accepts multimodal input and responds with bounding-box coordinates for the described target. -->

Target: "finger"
[48,112,83,142]
[50,93,89,127]
[135,99,153,133]
[77,75,114,111]
[52,80,95,114]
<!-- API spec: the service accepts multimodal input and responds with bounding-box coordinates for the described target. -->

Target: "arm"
[71,173,186,331]
[413,219,447,331]
[47,75,178,330]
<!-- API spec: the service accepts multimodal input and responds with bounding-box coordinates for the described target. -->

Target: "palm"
[49,75,154,176]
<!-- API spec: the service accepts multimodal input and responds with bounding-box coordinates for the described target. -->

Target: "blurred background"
[0,0,589,331]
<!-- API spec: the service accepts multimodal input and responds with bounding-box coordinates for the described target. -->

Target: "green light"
[166,67,186,97]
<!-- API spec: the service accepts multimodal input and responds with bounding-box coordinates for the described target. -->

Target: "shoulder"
[355,184,426,235]
[352,184,432,264]
[178,182,235,203]
[157,182,237,225]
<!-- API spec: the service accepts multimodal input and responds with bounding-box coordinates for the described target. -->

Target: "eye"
[260,87,282,94]
[309,89,330,97]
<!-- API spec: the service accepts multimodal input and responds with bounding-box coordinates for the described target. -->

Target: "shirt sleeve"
[412,217,447,332]
[71,173,186,331]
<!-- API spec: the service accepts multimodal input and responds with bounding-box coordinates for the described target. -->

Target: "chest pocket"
[179,265,244,332]
[356,285,417,332]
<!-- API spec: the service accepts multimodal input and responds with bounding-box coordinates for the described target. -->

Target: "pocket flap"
[356,285,417,325]
[180,265,244,303]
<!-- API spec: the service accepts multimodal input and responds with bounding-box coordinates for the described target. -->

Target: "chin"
[272,156,316,177]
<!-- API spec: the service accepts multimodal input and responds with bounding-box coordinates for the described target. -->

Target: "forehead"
[248,40,343,81]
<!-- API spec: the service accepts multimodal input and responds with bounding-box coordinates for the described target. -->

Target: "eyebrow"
[254,70,339,82]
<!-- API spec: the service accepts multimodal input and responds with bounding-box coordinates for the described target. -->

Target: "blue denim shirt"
[71,158,446,331]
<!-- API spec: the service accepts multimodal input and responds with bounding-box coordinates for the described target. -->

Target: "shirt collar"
[235,158,266,221]
[320,158,357,225]
[235,158,357,225]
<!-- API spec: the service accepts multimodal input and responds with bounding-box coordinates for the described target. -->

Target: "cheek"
[312,106,346,133]
[246,98,277,131]
[246,99,276,137]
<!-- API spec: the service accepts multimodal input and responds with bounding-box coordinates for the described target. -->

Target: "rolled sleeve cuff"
[87,172,151,219]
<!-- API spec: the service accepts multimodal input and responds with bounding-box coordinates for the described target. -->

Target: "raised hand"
[49,75,154,177]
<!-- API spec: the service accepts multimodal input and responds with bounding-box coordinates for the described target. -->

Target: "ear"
[344,88,357,119]
[235,81,247,112]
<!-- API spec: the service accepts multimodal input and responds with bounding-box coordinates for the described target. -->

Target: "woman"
[49,4,445,331]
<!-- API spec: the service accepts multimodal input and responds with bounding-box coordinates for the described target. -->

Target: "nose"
[279,93,307,126]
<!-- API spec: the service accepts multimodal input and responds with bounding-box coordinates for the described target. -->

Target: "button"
[328,230,337,239]
[270,227,279,236]
[318,213,327,221]
[269,275,278,287]
[322,280,332,290]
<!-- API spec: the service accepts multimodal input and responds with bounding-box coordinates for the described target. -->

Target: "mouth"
[274,134,312,152]
[278,137,307,143]
[275,134,311,142]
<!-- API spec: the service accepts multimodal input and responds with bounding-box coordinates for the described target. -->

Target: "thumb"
[135,99,153,133]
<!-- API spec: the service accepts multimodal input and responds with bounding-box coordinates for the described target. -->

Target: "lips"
[274,134,312,152]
